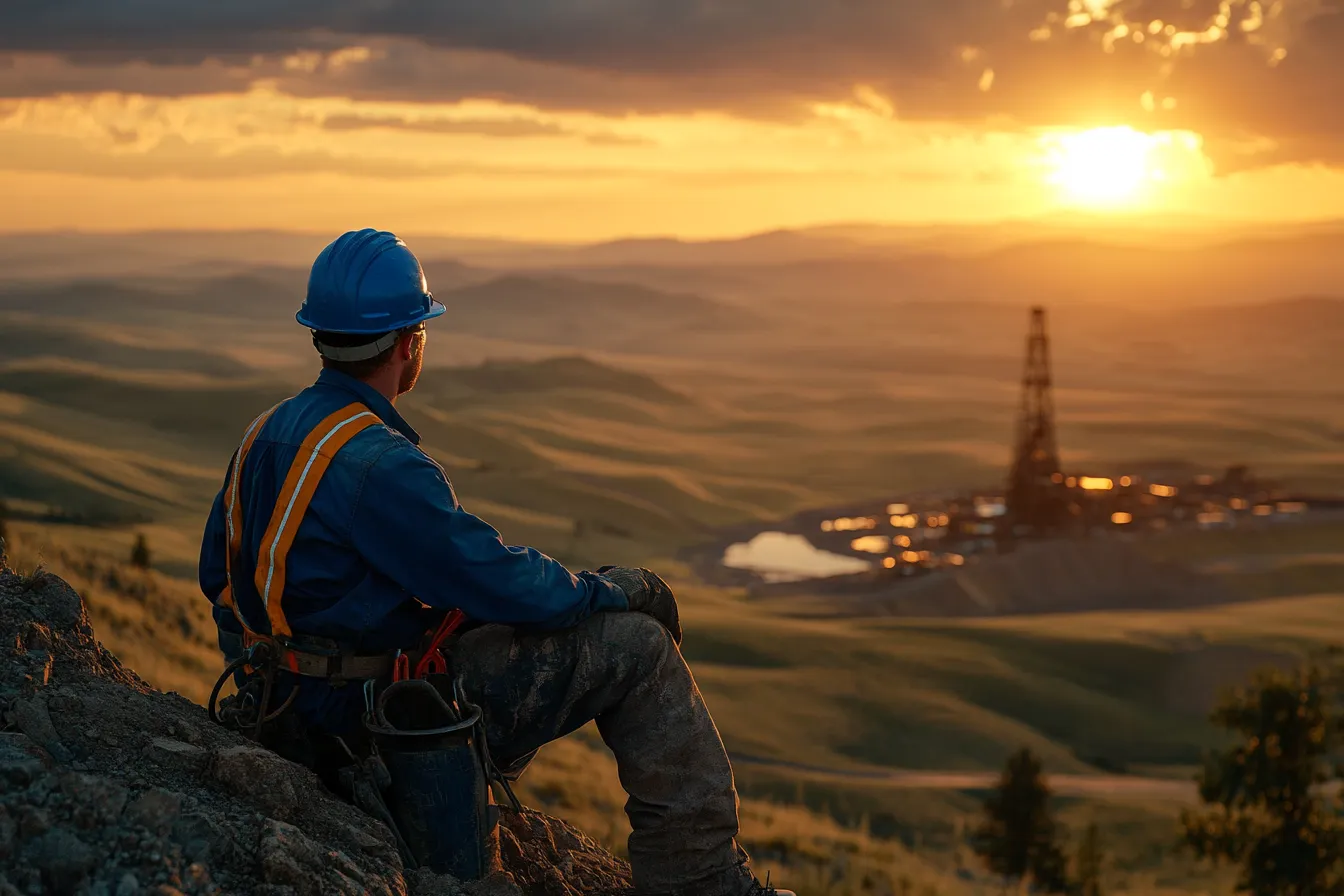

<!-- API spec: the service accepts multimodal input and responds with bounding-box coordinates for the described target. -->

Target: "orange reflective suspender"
[218,401,381,642]
[253,403,382,639]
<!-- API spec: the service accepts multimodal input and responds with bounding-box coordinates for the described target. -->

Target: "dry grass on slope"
[2,526,221,703]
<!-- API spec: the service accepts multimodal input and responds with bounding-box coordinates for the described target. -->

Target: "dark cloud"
[0,1,1019,111]
[0,1,984,68]
[0,55,258,98]
[1163,13,1344,169]
[1,0,1342,167]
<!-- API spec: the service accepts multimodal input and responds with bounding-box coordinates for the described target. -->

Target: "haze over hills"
[8,222,1344,324]
[0,231,525,281]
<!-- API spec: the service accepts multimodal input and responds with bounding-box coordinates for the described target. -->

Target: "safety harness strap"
[254,402,382,638]
[284,648,395,682]
[219,402,285,618]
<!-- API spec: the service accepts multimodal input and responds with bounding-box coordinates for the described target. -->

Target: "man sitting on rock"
[198,229,792,896]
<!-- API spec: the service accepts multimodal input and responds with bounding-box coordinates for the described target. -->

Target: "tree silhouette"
[1073,823,1105,896]
[1181,662,1344,896]
[130,533,152,570]
[974,747,1069,893]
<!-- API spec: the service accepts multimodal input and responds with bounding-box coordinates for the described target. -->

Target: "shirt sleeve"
[349,440,628,629]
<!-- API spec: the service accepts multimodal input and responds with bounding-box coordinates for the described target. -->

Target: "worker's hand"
[598,566,683,645]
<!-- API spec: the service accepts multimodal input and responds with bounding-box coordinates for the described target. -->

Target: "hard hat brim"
[296,298,446,335]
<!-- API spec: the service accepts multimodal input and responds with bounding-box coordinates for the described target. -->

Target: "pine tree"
[1181,662,1344,896]
[1073,823,1105,896]
[130,533,151,570]
[974,747,1069,893]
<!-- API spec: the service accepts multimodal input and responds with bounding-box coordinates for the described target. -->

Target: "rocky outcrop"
[0,567,634,896]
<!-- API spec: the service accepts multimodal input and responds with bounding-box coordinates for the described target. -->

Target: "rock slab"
[0,567,634,895]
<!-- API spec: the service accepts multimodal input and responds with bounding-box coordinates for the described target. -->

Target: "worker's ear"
[398,329,420,361]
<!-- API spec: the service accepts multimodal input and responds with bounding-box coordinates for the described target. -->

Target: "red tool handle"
[413,608,466,680]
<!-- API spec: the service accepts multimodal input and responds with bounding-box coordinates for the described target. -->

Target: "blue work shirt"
[199,368,627,731]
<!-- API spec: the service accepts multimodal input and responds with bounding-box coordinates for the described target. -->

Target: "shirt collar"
[315,368,421,445]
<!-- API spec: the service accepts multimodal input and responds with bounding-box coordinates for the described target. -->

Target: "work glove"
[598,566,683,646]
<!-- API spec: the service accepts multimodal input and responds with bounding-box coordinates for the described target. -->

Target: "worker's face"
[397,327,426,395]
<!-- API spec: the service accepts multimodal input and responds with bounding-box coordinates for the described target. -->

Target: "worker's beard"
[398,332,425,395]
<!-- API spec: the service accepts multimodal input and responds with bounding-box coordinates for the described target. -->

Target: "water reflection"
[722,531,872,583]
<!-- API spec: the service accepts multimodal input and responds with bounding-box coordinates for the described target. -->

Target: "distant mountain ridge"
[10,219,1344,283]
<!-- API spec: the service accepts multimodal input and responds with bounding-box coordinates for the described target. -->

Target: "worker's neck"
[356,369,401,406]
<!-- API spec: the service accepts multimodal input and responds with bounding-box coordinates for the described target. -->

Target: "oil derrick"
[1005,307,1066,535]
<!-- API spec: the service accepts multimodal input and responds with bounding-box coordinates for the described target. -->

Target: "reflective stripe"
[253,403,380,638]
[261,411,374,604]
[219,402,283,615]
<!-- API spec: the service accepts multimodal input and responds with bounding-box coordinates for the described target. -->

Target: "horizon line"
[1,209,1333,248]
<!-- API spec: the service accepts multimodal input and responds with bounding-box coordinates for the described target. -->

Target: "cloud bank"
[0,0,1341,167]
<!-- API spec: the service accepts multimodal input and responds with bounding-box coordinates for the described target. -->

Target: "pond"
[721,531,873,583]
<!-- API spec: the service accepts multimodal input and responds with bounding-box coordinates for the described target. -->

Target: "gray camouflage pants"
[449,611,755,896]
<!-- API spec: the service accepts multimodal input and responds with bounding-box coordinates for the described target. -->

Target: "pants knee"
[599,611,677,674]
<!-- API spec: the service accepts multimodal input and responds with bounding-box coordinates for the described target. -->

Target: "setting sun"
[1044,126,1159,207]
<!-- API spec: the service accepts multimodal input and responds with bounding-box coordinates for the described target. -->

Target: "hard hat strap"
[312,330,400,362]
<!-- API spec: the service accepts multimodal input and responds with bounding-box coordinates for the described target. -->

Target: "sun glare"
[1044,126,1159,207]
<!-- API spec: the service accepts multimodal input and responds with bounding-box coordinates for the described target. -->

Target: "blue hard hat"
[297,229,446,334]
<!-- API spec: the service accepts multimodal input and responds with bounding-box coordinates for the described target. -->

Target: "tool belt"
[205,634,396,742]
[287,649,394,681]
[209,610,467,740]
[256,635,398,684]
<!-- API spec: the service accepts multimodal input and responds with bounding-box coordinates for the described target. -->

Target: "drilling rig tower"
[1005,307,1067,534]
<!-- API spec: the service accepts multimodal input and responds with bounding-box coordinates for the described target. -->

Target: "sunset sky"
[4,0,1344,240]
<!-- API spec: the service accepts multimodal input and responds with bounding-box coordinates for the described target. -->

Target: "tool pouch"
[364,675,499,880]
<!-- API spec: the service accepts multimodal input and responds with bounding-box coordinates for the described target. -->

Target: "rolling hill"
[0,317,249,377]
[430,274,752,348]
